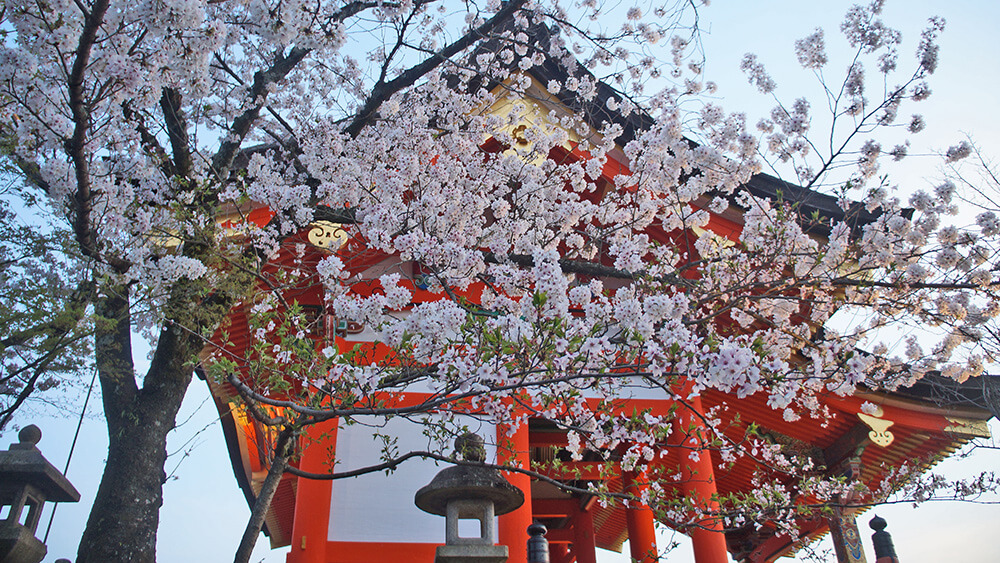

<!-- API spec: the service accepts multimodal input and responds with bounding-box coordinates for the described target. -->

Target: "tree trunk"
[76,289,196,563]
[75,382,190,562]
[234,426,297,563]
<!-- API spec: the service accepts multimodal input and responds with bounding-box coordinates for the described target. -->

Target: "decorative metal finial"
[527,522,550,563]
[455,432,486,462]
[869,515,899,561]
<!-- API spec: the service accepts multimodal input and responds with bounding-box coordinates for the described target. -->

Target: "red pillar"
[572,501,598,563]
[498,421,532,562]
[624,469,658,563]
[288,419,338,563]
[550,543,572,563]
[828,506,868,563]
[675,393,729,563]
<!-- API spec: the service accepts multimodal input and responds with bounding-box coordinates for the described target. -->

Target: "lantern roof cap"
[0,425,81,503]
[414,433,524,517]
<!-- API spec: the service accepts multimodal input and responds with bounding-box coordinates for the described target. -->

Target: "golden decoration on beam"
[858,406,895,447]
[307,221,349,250]
[944,417,991,438]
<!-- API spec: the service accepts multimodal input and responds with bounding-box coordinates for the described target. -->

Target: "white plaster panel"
[328,416,497,543]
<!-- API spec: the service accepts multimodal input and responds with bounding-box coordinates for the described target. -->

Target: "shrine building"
[201,24,995,563]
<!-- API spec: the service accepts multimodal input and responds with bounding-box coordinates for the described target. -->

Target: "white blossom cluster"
[3,0,998,536]
[741,0,946,192]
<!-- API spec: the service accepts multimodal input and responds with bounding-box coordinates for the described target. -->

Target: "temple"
[200,25,995,563]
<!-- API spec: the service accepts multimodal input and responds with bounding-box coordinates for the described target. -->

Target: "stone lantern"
[0,425,80,563]
[414,433,525,563]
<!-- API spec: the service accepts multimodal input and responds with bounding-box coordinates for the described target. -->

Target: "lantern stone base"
[0,523,46,563]
[434,544,508,563]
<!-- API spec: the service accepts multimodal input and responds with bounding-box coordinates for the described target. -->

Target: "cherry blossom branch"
[283,448,631,501]
[210,46,310,180]
[226,366,661,421]
[211,1,401,177]
[827,276,999,291]
[9,155,51,193]
[342,0,529,138]
[160,87,192,178]
[66,0,109,263]
[122,101,175,178]
[210,53,299,146]
[488,250,994,292]
[0,278,95,349]
[0,328,91,430]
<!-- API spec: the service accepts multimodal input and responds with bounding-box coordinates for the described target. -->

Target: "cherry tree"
[0,0,996,562]
[0,178,95,428]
